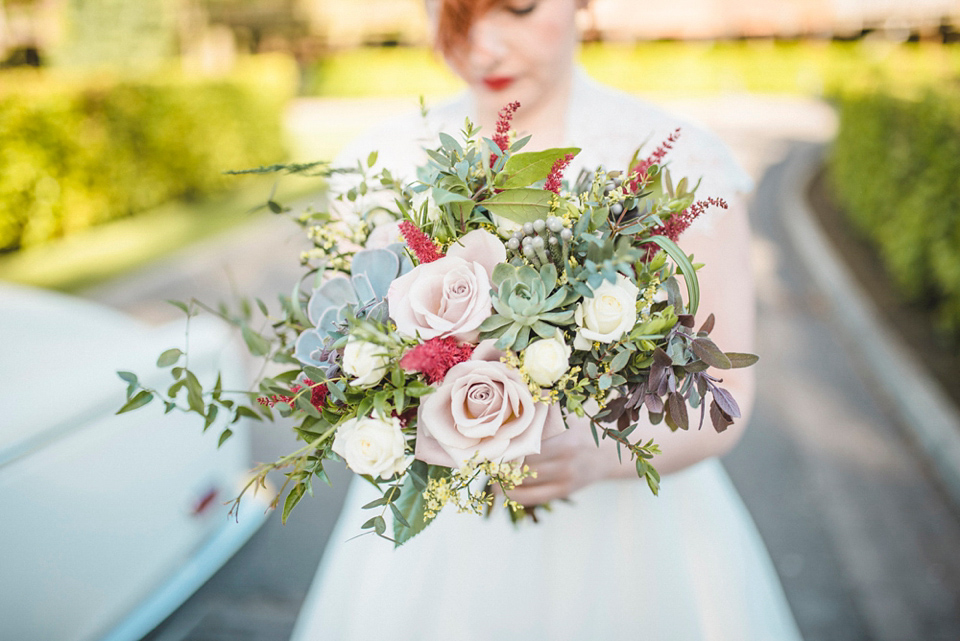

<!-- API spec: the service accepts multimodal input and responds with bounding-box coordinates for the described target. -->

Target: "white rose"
[573,274,641,350]
[523,330,571,387]
[332,413,411,480]
[412,189,442,223]
[491,213,522,237]
[342,336,389,388]
[367,210,397,228]
[366,220,404,249]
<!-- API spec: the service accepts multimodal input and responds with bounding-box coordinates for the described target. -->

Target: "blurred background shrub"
[829,83,960,338]
[0,54,296,252]
[300,41,960,98]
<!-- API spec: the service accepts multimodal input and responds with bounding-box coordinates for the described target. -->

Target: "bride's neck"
[475,72,573,151]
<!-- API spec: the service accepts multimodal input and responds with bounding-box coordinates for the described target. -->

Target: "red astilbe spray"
[642,196,728,260]
[490,101,521,166]
[399,220,443,264]
[627,128,681,193]
[258,378,329,410]
[400,337,475,384]
[545,153,575,194]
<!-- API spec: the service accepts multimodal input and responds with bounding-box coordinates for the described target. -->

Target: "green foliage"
[303,41,960,98]
[828,84,960,337]
[0,55,296,252]
[52,0,176,71]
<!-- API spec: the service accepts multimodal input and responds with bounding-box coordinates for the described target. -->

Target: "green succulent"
[479,262,575,351]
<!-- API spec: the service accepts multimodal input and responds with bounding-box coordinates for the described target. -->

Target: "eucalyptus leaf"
[431,186,473,206]
[204,405,219,431]
[116,390,153,414]
[282,482,306,524]
[167,300,191,315]
[241,325,271,357]
[156,348,182,368]
[438,132,464,156]
[235,405,262,422]
[610,349,631,373]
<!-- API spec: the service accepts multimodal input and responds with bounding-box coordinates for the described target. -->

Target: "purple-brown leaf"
[712,386,741,418]
[691,338,732,369]
[667,392,689,431]
[710,400,733,433]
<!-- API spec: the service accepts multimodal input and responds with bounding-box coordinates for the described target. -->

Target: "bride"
[291,1,803,639]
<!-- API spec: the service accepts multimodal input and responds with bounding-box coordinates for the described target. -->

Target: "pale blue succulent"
[479,262,575,351]
[295,244,411,367]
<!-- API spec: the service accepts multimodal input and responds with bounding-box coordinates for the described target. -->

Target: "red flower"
[627,128,681,193]
[490,101,521,166]
[258,378,328,410]
[545,153,575,194]
[399,220,443,264]
[642,197,728,259]
[400,337,475,384]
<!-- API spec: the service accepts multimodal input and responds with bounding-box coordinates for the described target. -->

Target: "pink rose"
[387,229,505,343]
[445,229,506,280]
[415,341,566,467]
[365,220,404,249]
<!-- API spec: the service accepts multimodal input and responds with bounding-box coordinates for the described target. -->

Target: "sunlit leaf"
[156,348,182,368]
[499,147,580,189]
[116,390,153,414]
[479,188,553,224]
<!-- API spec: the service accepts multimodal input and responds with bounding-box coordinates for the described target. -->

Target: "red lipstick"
[482,76,514,91]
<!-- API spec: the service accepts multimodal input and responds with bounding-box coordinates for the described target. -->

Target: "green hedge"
[0,55,296,251]
[829,85,960,337]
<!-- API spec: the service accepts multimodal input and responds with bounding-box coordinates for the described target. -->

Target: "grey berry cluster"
[504,215,573,267]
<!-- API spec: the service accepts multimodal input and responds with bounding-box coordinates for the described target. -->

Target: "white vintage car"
[0,284,270,641]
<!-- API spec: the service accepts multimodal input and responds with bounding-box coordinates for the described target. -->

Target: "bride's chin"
[473,86,530,115]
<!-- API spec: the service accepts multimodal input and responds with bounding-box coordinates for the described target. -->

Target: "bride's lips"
[482,76,514,91]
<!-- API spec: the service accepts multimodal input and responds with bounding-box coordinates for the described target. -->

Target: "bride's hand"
[505,416,630,507]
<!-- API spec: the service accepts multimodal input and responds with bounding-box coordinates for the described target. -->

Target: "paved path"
[80,95,960,641]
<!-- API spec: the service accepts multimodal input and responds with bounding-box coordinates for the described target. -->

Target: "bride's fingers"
[516,460,568,486]
[506,481,569,507]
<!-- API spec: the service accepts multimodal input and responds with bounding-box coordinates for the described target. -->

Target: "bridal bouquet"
[119,102,756,545]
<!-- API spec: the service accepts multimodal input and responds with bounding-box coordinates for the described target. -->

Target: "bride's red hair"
[434,0,499,55]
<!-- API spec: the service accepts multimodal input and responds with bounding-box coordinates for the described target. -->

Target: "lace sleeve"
[567,70,752,235]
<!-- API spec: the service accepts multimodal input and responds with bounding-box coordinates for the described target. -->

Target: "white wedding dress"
[289,70,803,641]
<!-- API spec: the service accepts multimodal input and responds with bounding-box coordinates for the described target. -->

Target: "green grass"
[304,47,462,97]
[306,40,960,98]
[0,175,321,292]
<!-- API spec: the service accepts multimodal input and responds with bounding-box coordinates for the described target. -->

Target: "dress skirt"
[289,458,803,641]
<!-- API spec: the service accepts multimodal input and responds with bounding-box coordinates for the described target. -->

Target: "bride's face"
[431,0,582,117]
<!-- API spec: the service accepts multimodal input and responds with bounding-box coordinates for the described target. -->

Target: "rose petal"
[414,429,457,466]
[446,229,506,280]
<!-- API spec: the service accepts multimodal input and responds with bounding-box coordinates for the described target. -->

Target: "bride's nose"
[467,19,507,69]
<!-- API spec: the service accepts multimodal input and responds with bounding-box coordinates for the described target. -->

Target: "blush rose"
[387,229,505,343]
[414,340,566,467]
